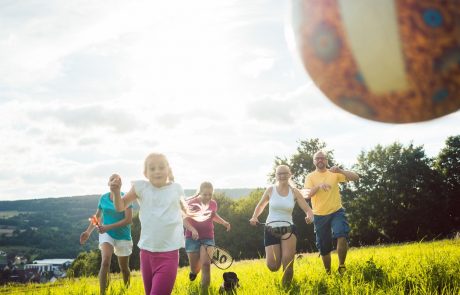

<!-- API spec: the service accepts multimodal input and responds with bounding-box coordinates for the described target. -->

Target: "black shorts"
[264,224,297,247]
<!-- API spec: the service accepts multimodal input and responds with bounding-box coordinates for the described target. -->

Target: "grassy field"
[2,239,459,294]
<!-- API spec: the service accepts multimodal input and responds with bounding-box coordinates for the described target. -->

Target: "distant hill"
[184,188,254,199]
[2,188,252,205]
[0,188,254,212]
[0,194,100,212]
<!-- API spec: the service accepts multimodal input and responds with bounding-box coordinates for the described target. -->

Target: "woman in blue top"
[80,174,133,295]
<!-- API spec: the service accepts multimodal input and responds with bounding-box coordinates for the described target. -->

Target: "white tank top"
[266,185,295,224]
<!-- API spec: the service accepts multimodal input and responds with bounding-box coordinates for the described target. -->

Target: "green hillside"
[0,189,254,260]
[2,239,459,294]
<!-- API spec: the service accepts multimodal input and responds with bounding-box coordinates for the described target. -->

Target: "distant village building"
[0,246,76,284]
[0,257,75,283]
[25,259,74,277]
[24,263,53,273]
[14,256,27,265]
[32,259,74,270]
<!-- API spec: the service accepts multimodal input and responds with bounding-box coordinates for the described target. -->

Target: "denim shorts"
[185,238,215,253]
[313,208,350,256]
[264,224,298,247]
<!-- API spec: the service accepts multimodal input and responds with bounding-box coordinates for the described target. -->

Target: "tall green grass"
[2,239,459,294]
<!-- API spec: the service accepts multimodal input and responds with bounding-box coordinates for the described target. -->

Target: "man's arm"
[329,166,359,181]
[304,174,330,198]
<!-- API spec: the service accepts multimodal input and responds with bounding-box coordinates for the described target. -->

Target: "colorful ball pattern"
[293,0,460,123]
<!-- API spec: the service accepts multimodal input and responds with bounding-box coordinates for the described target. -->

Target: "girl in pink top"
[184,181,231,290]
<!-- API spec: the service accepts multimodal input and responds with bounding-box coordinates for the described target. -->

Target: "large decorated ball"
[291,0,460,123]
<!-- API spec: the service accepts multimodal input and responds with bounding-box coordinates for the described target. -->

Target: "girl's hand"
[80,231,89,245]
[249,217,259,226]
[305,211,314,224]
[97,225,107,234]
[300,188,311,199]
[224,222,231,232]
[109,176,122,193]
[191,229,199,240]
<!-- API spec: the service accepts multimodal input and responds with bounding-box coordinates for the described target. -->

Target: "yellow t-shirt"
[304,170,347,215]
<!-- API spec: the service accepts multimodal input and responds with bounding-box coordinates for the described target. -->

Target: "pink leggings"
[140,249,179,295]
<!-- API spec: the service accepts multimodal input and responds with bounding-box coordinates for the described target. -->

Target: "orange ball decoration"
[292,0,460,123]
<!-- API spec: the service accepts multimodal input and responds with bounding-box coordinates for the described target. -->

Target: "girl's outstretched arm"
[293,188,314,224]
[213,213,231,231]
[183,218,199,240]
[249,187,272,225]
[179,197,190,216]
[80,209,101,244]
[111,176,137,211]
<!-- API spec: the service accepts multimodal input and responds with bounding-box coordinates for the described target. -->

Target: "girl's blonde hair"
[143,153,175,182]
[188,181,214,201]
[198,181,213,194]
[275,164,297,188]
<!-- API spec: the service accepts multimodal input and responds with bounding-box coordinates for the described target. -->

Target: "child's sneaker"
[189,272,197,281]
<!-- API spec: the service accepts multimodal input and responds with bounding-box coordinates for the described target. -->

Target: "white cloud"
[29,104,139,133]
[239,55,276,78]
[247,97,296,124]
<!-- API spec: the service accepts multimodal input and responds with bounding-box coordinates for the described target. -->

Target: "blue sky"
[1,0,459,200]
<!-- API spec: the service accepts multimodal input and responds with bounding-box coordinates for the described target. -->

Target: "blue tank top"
[98,192,132,240]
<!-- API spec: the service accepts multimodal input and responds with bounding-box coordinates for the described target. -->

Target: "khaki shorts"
[99,233,133,257]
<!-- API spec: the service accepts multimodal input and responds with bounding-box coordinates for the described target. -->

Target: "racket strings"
[205,245,233,269]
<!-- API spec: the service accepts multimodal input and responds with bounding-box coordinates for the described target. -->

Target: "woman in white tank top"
[250,165,314,287]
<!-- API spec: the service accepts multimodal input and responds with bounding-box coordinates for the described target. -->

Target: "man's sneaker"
[189,272,197,281]
[338,265,346,275]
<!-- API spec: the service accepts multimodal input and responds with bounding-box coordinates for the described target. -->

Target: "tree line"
[67,135,460,277]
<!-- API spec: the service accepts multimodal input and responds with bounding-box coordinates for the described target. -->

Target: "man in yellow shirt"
[304,150,359,274]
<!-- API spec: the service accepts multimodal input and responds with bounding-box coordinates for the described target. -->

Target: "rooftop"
[32,259,74,265]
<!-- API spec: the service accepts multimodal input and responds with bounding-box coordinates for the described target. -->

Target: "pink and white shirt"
[184,197,217,240]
